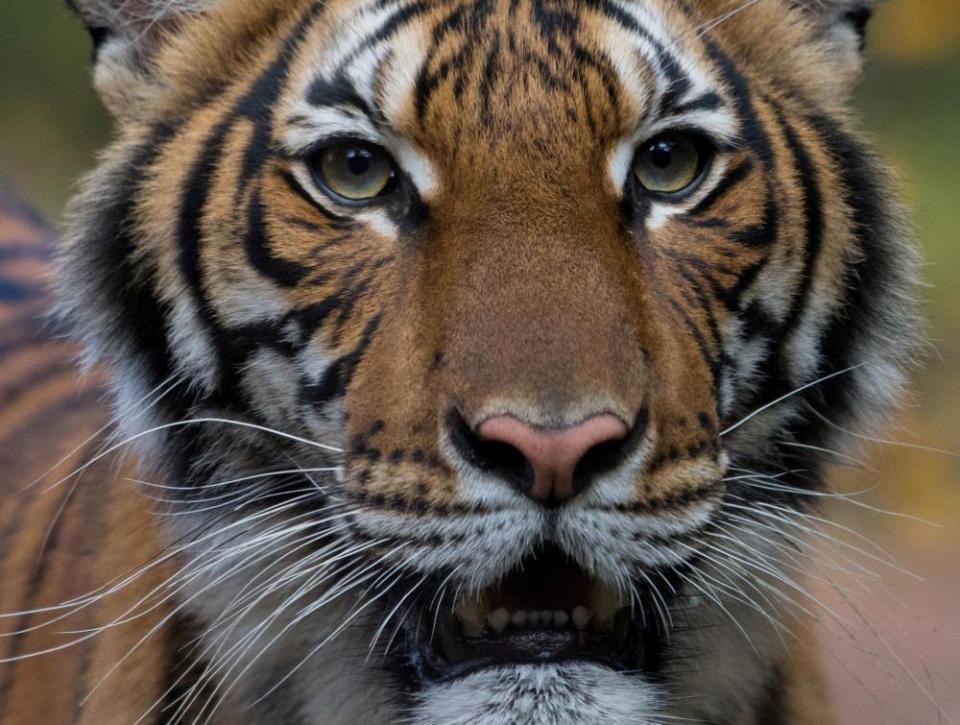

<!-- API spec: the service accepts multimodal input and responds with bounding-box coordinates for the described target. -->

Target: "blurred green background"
[0,0,957,721]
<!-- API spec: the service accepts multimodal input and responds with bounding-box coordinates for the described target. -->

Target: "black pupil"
[649,140,675,169]
[346,147,373,176]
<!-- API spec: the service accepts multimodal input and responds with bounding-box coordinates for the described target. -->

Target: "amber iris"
[315,141,395,202]
[633,132,708,195]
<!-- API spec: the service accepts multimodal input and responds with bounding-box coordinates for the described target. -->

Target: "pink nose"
[476,414,629,504]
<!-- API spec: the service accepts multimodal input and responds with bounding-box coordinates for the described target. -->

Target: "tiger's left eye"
[633,132,711,196]
[312,141,396,203]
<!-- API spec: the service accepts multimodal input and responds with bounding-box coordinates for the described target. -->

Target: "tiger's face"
[61,0,918,722]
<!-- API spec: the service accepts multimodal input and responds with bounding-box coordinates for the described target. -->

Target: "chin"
[410,663,661,725]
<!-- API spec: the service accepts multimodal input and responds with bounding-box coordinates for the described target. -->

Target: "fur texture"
[0,0,920,722]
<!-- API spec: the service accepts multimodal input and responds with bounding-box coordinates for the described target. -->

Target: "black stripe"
[244,184,311,287]
[0,436,100,716]
[581,0,692,107]
[413,2,471,121]
[590,0,685,82]
[177,113,236,392]
[302,312,383,407]
[337,0,434,78]
[769,99,825,338]
[670,91,723,116]
[572,41,624,137]
[668,298,719,387]
[0,358,75,407]
[664,249,737,306]
[675,265,723,353]
[736,98,827,410]
[176,4,324,399]
[686,157,754,218]
[329,257,393,343]
[0,278,41,303]
[703,38,774,168]
[283,297,346,346]
[478,30,501,124]
[87,121,184,411]
[307,73,374,116]
[700,38,779,314]
[66,444,112,716]
[277,170,354,227]
[796,112,904,442]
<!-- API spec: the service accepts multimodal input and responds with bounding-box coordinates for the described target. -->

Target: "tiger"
[0,0,921,722]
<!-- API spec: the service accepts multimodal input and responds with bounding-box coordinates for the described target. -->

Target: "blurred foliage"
[0,2,109,217]
[871,0,960,61]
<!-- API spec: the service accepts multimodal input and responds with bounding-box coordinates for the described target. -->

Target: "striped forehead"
[281,0,737,195]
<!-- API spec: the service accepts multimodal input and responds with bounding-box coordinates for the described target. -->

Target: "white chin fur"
[409,663,661,725]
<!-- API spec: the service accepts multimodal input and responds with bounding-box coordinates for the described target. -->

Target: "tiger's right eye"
[312,141,397,203]
[633,132,712,197]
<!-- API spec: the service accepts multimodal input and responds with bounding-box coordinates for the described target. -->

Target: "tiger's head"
[60,0,919,722]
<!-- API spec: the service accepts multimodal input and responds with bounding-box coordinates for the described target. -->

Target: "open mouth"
[404,545,666,682]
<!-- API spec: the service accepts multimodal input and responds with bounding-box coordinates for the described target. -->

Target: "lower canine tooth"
[591,587,621,628]
[488,608,510,634]
[511,610,528,627]
[572,606,592,629]
[457,601,485,637]
[554,610,569,626]
[529,611,541,626]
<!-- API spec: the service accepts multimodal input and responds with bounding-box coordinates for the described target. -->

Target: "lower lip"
[426,611,637,682]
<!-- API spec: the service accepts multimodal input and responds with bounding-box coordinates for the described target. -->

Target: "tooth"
[487,608,510,634]
[511,610,528,627]
[572,606,592,630]
[529,611,541,626]
[457,600,485,637]
[540,610,553,626]
[591,588,621,629]
[554,610,569,627]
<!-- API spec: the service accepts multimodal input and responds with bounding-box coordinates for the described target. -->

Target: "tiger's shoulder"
[0,189,179,723]
[0,187,97,495]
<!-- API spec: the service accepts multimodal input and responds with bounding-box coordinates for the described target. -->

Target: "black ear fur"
[793,0,877,51]
[844,5,874,51]
[87,26,112,56]
[63,0,206,116]
[65,0,112,58]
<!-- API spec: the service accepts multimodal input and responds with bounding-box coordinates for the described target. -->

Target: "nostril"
[572,434,631,494]
[450,409,637,507]
[570,407,648,493]
[446,409,534,489]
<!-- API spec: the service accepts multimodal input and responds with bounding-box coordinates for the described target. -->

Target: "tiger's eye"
[314,142,395,202]
[633,133,708,195]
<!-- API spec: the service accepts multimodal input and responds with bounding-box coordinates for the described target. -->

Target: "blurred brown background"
[0,1,957,721]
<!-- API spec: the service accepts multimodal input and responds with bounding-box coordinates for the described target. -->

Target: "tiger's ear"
[66,0,212,119]
[793,0,877,87]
